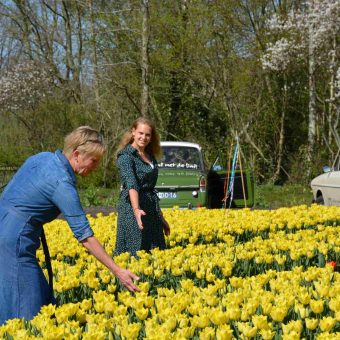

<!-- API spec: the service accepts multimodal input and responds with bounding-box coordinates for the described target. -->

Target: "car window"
[158,146,203,170]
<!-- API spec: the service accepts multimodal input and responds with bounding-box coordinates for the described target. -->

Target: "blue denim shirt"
[0,150,93,241]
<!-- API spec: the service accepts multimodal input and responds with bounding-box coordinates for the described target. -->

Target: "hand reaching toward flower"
[81,236,140,293]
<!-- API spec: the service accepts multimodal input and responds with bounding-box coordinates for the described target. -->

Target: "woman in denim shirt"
[0,126,139,325]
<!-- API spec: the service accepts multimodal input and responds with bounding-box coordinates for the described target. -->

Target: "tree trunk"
[307,19,316,179]
[271,75,287,183]
[140,0,149,117]
[166,73,182,140]
[328,34,337,144]
[89,0,100,113]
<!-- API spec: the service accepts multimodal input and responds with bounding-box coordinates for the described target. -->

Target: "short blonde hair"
[117,117,161,158]
[63,126,105,157]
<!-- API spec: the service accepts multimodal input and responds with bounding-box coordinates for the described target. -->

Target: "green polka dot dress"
[114,144,166,257]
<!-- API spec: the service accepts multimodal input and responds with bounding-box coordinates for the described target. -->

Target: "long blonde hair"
[63,126,105,158]
[117,117,161,158]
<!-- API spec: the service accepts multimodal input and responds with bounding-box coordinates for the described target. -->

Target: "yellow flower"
[104,301,118,314]
[200,326,215,340]
[335,311,340,322]
[261,302,273,315]
[205,295,218,307]
[310,299,324,314]
[55,309,69,323]
[281,331,300,340]
[298,289,311,305]
[120,322,141,339]
[305,318,318,330]
[187,303,201,316]
[41,324,65,340]
[154,268,163,278]
[40,304,56,316]
[2,318,25,334]
[135,307,149,321]
[162,317,178,332]
[316,332,340,340]
[252,315,269,330]
[226,307,241,321]
[8,329,32,340]
[229,277,243,288]
[26,205,340,339]
[294,304,309,319]
[270,307,286,322]
[237,322,257,338]
[209,309,228,325]
[274,254,286,265]
[206,272,216,282]
[76,310,86,324]
[137,281,150,293]
[191,315,210,328]
[94,301,105,313]
[260,329,275,340]
[87,276,100,289]
[173,326,195,339]
[222,264,233,277]
[282,320,302,335]
[216,324,233,340]
[329,297,340,312]
[315,282,330,298]
[82,328,106,340]
[100,272,111,284]
[241,310,249,322]
[80,299,92,311]
[319,316,336,332]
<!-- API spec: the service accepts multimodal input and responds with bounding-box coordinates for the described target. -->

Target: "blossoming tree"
[0,61,54,149]
[261,0,340,177]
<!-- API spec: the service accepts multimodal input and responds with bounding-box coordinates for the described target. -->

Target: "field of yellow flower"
[1,205,340,339]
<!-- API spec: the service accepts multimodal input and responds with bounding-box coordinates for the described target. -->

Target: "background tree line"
[0,0,339,188]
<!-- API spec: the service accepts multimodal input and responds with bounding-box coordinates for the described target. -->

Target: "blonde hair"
[117,117,161,158]
[63,126,105,158]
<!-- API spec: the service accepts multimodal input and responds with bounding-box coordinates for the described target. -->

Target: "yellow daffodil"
[310,299,324,314]
[270,307,287,322]
[191,314,210,328]
[305,318,318,330]
[216,324,233,340]
[319,316,336,332]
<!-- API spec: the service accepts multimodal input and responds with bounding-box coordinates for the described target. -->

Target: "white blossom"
[0,61,53,113]
[261,38,303,71]
[262,0,340,71]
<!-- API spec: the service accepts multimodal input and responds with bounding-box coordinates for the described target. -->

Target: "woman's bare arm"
[81,236,140,292]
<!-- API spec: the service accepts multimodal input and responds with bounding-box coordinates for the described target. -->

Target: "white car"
[311,150,340,206]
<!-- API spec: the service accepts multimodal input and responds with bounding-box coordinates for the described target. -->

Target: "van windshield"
[158,146,202,170]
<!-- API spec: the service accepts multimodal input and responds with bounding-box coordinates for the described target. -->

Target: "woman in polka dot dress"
[114,117,170,257]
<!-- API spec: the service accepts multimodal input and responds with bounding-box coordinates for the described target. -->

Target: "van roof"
[160,141,201,150]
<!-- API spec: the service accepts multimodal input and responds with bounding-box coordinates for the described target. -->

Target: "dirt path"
[83,206,117,217]
[58,206,117,220]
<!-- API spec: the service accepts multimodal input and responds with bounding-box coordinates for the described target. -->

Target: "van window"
[158,146,202,170]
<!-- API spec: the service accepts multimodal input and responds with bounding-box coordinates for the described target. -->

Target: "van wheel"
[315,195,324,205]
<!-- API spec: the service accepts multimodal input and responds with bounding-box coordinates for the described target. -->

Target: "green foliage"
[254,184,313,209]
[0,0,337,187]
[80,185,101,207]
[76,184,313,210]
[79,187,119,207]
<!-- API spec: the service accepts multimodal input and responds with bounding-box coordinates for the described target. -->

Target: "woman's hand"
[162,218,171,236]
[114,268,141,292]
[81,236,140,293]
[134,208,146,230]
